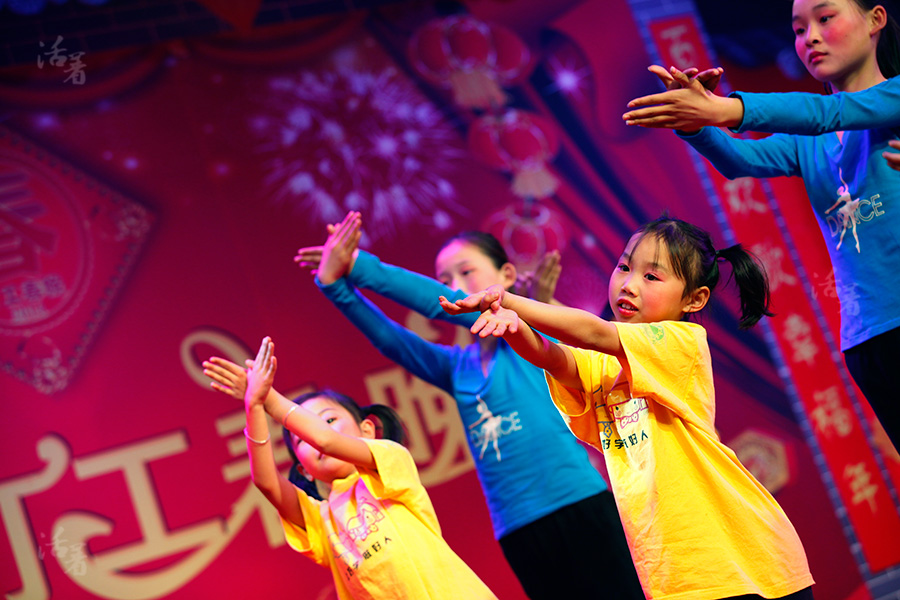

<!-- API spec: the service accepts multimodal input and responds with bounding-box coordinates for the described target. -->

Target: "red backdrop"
[0,1,896,599]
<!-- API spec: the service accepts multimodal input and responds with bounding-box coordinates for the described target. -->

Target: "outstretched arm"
[243,338,305,527]
[296,212,479,327]
[448,299,581,388]
[731,76,900,134]
[630,66,900,134]
[440,286,623,360]
[252,338,377,471]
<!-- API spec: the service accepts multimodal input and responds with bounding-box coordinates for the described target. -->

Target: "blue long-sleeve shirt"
[679,77,900,350]
[317,250,606,539]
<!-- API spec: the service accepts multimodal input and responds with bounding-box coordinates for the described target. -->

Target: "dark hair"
[633,216,774,329]
[283,389,408,500]
[852,0,900,78]
[439,231,511,270]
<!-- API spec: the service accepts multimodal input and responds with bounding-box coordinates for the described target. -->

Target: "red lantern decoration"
[408,15,533,110]
[483,199,567,272]
[468,109,560,199]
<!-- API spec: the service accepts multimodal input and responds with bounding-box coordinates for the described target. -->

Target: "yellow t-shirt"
[545,321,814,600]
[281,438,496,600]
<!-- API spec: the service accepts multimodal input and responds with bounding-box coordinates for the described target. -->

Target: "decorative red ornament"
[483,200,566,272]
[408,15,533,110]
[468,109,560,199]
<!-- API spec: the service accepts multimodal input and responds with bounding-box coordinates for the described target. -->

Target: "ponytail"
[360,403,409,445]
[712,245,774,329]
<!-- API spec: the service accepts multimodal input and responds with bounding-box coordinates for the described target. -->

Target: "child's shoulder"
[359,438,413,464]
[613,320,709,359]
[614,319,706,339]
[361,437,406,451]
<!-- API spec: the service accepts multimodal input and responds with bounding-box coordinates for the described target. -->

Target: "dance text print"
[824,169,885,253]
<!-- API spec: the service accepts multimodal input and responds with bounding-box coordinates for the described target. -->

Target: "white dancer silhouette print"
[468,395,522,462]
[825,168,861,253]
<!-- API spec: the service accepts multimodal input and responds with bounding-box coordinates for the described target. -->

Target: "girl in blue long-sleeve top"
[622,0,900,451]
[296,211,643,600]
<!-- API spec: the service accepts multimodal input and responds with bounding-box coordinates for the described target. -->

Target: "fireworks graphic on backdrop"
[250,42,468,242]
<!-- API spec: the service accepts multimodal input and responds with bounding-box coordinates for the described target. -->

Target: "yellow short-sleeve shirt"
[546,321,814,600]
[281,439,496,600]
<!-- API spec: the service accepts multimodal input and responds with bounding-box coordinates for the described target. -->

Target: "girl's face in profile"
[293,398,368,484]
[435,240,515,295]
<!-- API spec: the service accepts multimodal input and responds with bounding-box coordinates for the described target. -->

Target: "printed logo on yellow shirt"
[329,501,395,581]
[596,378,650,452]
[642,323,665,344]
[330,529,394,581]
[347,501,385,541]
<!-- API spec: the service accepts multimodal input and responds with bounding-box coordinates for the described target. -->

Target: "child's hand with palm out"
[245,336,277,411]
[203,356,251,400]
[316,212,362,286]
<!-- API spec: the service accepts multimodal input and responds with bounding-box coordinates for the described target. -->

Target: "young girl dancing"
[295,211,644,599]
[622,0,900,449]
[440,216,815,600]
[233,336,496,600]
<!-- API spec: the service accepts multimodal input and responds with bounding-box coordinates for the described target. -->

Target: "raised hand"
[885,140,900,172]
[646,64,723,92]
[439,284,505,316]
[623,66,741,132]
[246,336,277,409]
[316,211,362,285]
[694,67,724,93]
[526,249,561,304]
[203,356,249,400]
[295,220,355,276]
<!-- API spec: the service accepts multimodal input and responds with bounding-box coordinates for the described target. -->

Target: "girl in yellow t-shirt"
[205,337,496,600]
[439,215,815,600]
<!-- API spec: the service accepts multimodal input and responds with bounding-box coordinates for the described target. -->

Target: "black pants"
[723,587,814,600]
[845,326,900,452]
[498,491,644,599]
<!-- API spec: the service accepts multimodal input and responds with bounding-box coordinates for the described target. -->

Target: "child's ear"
[500,262,518,289]
[359,418,377,440]
[870,4,887,35]
[683,286,710,314]
[295,463,313,482]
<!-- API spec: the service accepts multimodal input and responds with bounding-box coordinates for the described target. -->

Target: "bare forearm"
[265,390,375,468]
[505,321,560,369]
[504,293,622,356]
[714,96,744,128]
[245,404,284,496]
[505,319,581,388]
